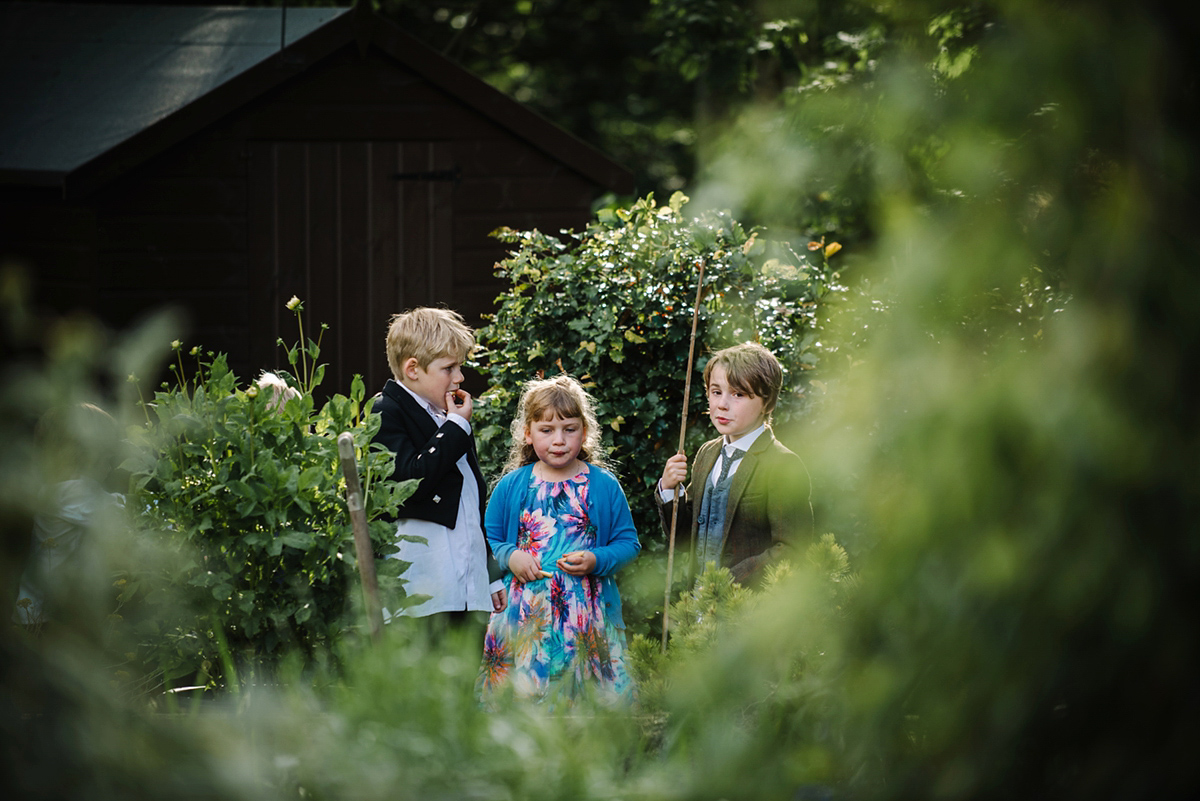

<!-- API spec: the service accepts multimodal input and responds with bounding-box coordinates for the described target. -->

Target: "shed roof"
[0,2,633,197]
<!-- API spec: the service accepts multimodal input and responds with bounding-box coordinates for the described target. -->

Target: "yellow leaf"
[741,232,759,255]
[610,415,625,432]
[825,242,843,258]
[624,329,647,344]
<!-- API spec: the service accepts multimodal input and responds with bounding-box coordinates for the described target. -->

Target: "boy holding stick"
[655,342,811,586]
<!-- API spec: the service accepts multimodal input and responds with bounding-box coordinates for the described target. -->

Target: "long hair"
[499,374,611,478]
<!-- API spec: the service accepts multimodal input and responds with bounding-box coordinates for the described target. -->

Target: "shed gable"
[1,4,629,398]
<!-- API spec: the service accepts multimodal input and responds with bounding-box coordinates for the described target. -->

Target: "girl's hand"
[557,550,596,576]
[508,550,548,583]
[660,452,688,491]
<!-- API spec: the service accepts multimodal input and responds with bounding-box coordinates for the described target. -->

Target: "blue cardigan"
[485,462,641,626]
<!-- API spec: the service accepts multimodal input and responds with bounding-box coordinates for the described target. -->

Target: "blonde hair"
[385,307,475,379]
[703,341,784,420]
[501,374,611,477]
[256,371,301,413]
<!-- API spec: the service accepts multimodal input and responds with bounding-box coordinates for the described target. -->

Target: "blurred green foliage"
[629,535,857,734]
[5,1,1199,799]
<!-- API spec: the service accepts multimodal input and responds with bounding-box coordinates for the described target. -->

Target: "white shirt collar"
[725,423,766,454]
[396,380,444,422]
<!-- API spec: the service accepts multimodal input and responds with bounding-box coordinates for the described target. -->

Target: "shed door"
[248,140,455,398]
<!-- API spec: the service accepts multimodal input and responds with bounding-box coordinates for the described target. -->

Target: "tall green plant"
[124,300,418,694]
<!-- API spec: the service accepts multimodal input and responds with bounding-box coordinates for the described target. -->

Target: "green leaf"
[280,530,315,550]
[297,466,324,491]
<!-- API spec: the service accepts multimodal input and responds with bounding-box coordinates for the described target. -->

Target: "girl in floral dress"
[478,375,640,706]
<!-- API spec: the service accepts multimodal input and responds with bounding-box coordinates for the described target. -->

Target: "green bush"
[472,191,844,636]
[629,534,856,728]
[122,303,417,693]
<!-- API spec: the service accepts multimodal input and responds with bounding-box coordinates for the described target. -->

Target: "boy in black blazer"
[372,308,505,630]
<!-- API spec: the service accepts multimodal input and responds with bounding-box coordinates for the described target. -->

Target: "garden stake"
[338,432,384,642]
[662,259,706,652]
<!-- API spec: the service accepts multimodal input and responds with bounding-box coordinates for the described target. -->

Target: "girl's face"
[524,412,585,475]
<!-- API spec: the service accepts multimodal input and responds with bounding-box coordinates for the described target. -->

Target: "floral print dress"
[478,469,634,707]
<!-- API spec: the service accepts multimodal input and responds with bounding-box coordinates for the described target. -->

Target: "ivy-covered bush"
[471,192,843,637]
[474,191,841,504]
[123,302,416,693]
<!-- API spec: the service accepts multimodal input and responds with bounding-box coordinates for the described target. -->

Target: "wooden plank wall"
[0,195,99,315]
[9,44,605,400]
[247,140,456,398]
[94,137,250,380]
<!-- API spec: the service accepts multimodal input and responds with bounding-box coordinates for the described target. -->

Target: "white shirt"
[659,424,767,502]
[384,383,497,619]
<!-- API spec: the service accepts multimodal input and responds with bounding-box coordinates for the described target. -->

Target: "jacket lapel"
[722,428,774,539]
[386,379,487,518]
[689,440,721,524]
[385,379,437,440]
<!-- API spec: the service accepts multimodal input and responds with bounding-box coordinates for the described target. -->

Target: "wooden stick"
[338,432,384,642]
[662,259,705,652]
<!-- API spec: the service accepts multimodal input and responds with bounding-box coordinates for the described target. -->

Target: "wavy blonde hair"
[500,374,611,477]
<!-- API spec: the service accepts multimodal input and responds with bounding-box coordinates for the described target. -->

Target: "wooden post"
[662,259,706,652]
[337,432,384,642]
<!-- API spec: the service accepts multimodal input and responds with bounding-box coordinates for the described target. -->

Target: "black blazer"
[370,379,487,530]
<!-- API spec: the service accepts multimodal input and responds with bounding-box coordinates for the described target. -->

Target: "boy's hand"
[556,550,596,576]
[661,452,689,491]
[446,389,473,421]
[508,550,546,584]
[491,587,507,612]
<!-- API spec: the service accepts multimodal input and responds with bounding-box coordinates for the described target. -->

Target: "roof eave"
[0,168,67,191]
[14,4,633,199]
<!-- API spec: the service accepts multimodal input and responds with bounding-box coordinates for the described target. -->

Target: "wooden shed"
[0,2,633,396]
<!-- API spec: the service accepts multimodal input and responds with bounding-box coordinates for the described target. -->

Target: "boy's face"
[707,364,767,442]
[402,355,464,412]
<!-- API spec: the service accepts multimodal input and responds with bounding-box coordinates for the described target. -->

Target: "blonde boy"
[656,342,811,585]
[372,308,505,628]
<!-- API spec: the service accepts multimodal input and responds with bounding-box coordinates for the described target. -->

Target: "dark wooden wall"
[3,45,606,399]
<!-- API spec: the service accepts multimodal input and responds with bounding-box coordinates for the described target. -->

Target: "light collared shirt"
[659,424,767,502]
[384,383,498,619]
